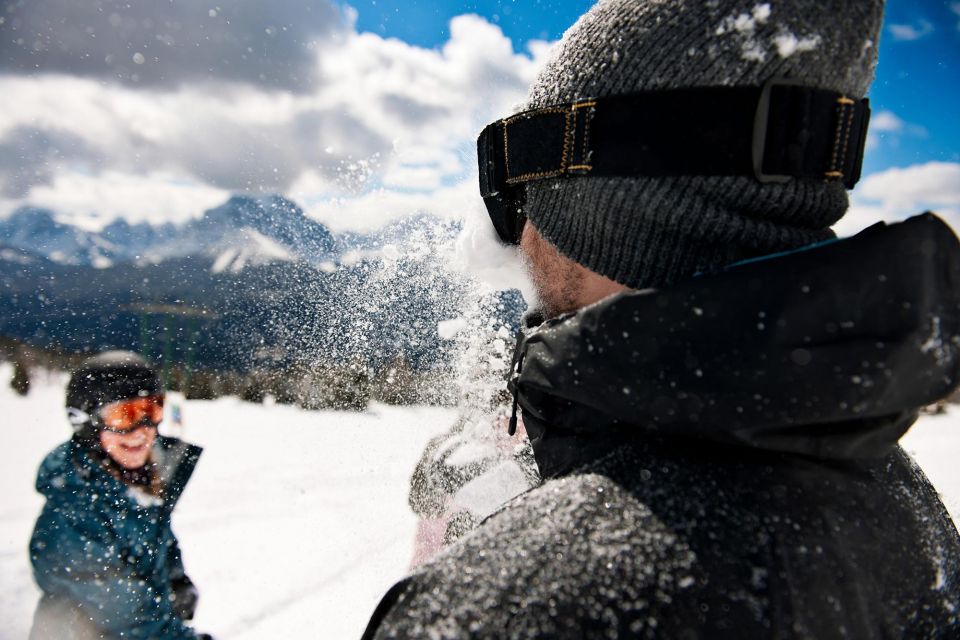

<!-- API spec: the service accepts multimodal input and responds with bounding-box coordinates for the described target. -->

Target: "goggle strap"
[66,407,92,427]
[477,79,871,196]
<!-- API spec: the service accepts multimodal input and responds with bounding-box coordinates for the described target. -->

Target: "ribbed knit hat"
[523,0,885,289]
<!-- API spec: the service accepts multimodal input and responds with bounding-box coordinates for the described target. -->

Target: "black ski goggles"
[477,79,871,245]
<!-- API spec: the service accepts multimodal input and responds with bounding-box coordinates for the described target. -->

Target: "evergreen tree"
[10,359,30,396]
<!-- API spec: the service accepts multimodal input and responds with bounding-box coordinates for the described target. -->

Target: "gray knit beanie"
[524,0,885,289]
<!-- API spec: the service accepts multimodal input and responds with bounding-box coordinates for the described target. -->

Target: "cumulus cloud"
[866,110,927,151]
[888,19,934,41]
[835,162,960,236]
[0,125,100,197]
[24,170,231,228]
[871,110,904,132]
[858,162,960,208]
[0,0,347,90]
[298,179,478,233]
[0,14,553,229]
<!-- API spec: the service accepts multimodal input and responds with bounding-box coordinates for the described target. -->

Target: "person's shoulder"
[480,469,695,569]
[35,440,84,496]
[39,439,73,468]
[369,470,697,638]
[156,434,202,458]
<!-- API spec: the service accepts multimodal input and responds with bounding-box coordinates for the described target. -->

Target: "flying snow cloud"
[0,2,552,231]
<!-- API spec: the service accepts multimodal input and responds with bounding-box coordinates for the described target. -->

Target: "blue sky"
[349,0,960,176]
[868,0,960,173]
[350,0,594,49]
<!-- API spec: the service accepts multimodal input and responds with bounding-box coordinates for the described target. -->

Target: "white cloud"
[20,170,232,229]
[0,15,554,231]
[865,110,927,151]
[302,180,478,233]
[382,166,445,191]
[835,162,960,236]
[859,162,960,207]
[952,3,960,30]
[888,19,934,41]
[871,110,905,132]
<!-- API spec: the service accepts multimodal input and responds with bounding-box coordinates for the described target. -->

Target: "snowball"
[438,317,468,340]
[451,200,536,304]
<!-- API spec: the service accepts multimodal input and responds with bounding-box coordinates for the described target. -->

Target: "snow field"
[1,364,958,639]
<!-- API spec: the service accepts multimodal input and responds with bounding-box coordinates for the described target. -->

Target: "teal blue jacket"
[29,435,202,640]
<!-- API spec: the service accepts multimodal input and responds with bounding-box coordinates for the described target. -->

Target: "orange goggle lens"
[98,396,164,433]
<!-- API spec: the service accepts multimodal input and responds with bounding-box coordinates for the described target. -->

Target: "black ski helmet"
[66,351,162,436]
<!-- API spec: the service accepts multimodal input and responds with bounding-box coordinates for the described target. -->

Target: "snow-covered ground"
[1,365,958,640]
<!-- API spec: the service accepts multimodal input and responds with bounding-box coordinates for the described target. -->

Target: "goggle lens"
[98,396,164,433]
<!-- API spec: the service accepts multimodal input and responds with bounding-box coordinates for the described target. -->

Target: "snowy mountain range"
[0,194,446,271]
[0,195,490,373]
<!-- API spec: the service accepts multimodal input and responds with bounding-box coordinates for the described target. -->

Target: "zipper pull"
[507,348,525,436]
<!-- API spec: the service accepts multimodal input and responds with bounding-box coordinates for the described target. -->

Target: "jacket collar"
[512,214,960,478]
[43,435,202,510]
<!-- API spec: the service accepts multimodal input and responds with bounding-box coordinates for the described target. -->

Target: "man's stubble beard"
[520,222,586,320]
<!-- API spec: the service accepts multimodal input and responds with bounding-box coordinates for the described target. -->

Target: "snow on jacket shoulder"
[364,215,960,639]
[29,435,202,640]
[365,437,960,639]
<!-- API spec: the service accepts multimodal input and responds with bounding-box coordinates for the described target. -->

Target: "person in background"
[363,0,960,637]
[29,351,210,640]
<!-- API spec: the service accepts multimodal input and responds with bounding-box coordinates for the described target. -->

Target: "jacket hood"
[37,435,202,510]
[514,214,960,473]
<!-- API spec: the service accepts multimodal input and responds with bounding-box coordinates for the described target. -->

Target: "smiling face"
[98,424,157,469]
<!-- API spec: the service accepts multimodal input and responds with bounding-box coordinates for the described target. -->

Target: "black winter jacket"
[364,214,960,639]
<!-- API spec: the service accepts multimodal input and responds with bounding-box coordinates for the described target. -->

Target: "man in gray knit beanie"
[525,0,883,298]
[363,2,960,638]
[520,0,883,315]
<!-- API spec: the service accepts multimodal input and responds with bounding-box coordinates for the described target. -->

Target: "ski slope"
[1,365,958,639]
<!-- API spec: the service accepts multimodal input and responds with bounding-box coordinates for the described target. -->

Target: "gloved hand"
[171,574,199,621]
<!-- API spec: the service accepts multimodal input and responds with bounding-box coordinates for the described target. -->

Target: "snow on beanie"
[523,0,885,289]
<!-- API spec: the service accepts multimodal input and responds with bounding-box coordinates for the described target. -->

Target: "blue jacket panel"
[29,436,202,640]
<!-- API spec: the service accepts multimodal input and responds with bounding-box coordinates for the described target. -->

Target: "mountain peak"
[3,205,59,230]
[0,195,444,267]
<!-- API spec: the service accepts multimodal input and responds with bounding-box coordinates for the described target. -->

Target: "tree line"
[2,336,456,411]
